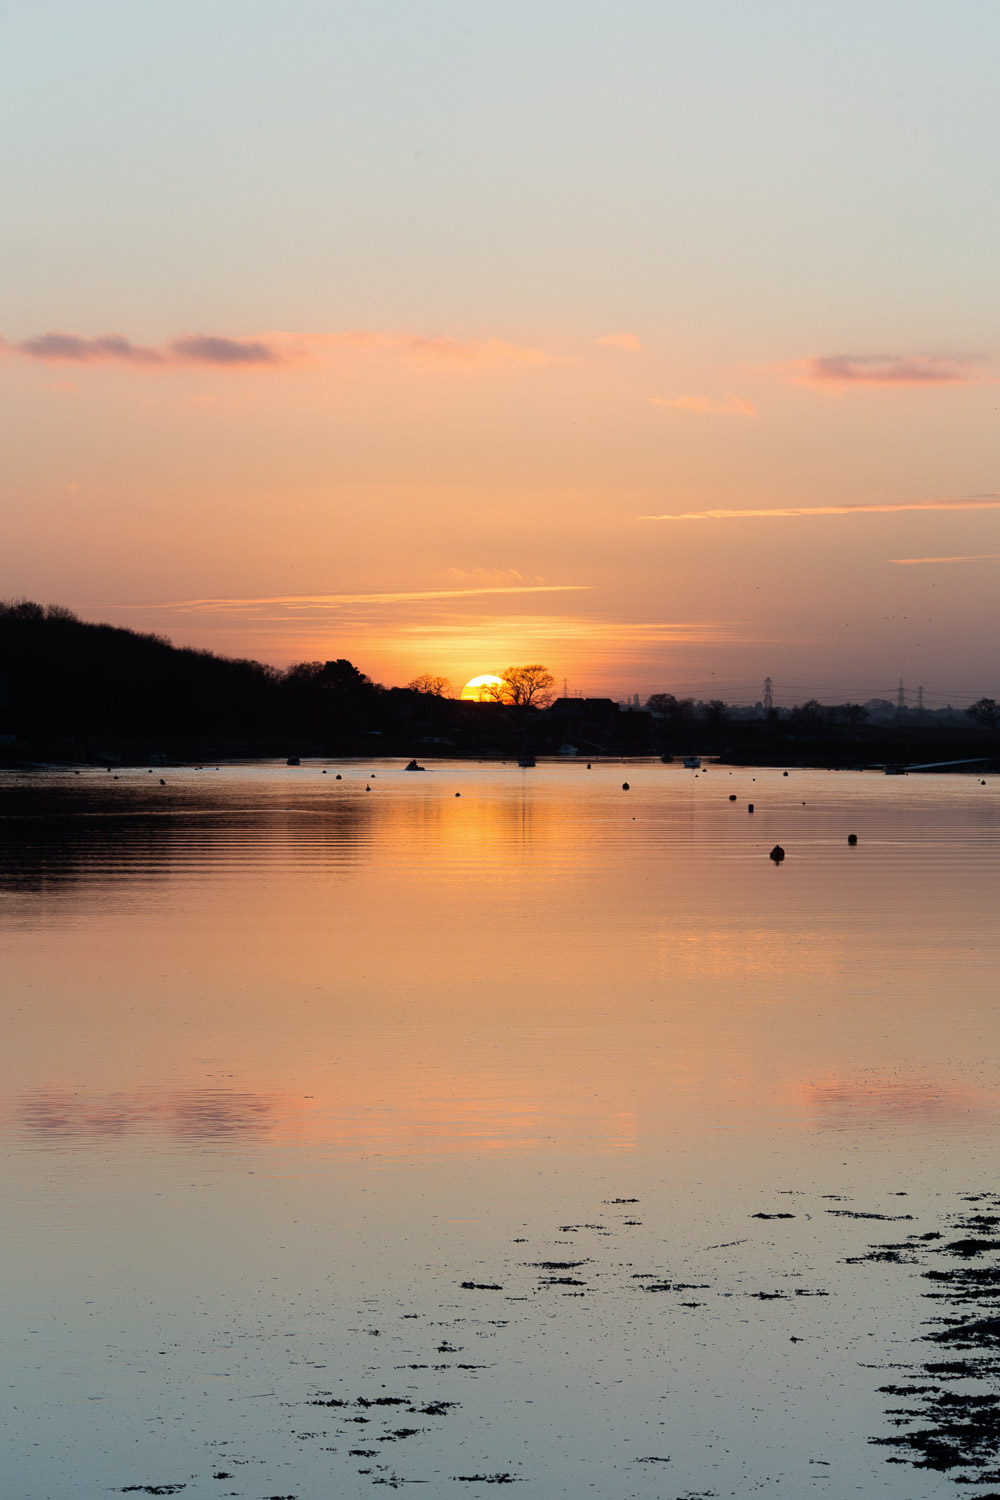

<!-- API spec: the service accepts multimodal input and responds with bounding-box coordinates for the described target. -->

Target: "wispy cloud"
[96,592,737,671]
[122,584,592,619]
[642,493,1000,521]
[799,353,986,386]
[384,614,739,667]
[597,333,643,352]
[891,552,1000,566]
[170,335,279,365]
[650,394,756,416]
[13,332,165,364]
[5,330,281,366]
[395,616,735,646]
[2,327,547,372]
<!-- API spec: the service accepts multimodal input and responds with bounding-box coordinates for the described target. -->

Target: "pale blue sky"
[4,1,996,336]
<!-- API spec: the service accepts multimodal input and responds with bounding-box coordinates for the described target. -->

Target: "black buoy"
[729,794,737,801]
[748,803,754,813]
[847,833,858,845]
[336,773,342,779]
[455,792,461,797]
[770,844,785,862]
[783,770,789,777]
[622,782,630,790]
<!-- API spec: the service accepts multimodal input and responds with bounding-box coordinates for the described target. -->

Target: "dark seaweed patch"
[927,1318,1000,1345]
[527,1260,586,1270]
[452,1476,521,1488]
[864,1195,1000,1486]
[844,1249,917,1264]
[939,1238,1000,1258]
[453,1475,521,1484]
[827,1210,914,1220]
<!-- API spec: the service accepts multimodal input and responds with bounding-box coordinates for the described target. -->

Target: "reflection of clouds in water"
[801,1077,980,1127]
[17,1088,280,1144]
[12,1086,563,1158]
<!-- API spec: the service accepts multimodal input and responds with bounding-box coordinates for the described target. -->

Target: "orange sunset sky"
[2,2,997,706]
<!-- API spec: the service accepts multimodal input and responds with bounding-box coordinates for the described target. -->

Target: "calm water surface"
[3,760,999,1497]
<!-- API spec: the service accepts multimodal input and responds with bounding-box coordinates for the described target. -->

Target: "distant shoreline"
[3,749,998,777]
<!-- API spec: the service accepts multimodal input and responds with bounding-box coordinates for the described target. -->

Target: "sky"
[2,0,998,707]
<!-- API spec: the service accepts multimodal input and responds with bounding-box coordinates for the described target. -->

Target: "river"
[3,760,999,1497]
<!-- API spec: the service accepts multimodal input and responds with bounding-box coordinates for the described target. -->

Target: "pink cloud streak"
[800,353,986,386]
[1,327,547,371]
[891,552,1000,566]
[642,493,1000,521]
[4,330,280,366]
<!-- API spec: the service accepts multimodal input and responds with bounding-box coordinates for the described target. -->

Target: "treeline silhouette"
[0,601,378,760]
[1,599,997,768]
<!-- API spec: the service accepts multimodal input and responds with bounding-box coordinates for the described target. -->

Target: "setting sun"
[461,674,505,702]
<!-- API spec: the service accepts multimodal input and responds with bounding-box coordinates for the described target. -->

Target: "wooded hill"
[0,600,385,761]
